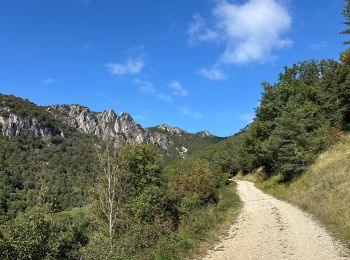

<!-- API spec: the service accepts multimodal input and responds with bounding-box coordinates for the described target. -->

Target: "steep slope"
[278,133,350,247]
[0,94,100,222]
[0,94,223,222]
[239,133,350,248]
[47,104,223,160]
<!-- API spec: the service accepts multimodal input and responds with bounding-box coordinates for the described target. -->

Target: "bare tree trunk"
[95,144,121,255]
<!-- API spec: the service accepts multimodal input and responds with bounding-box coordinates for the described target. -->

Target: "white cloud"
[187,14,219,46]
[198,67,227,80]
[106,57,145,76]
[169,80,189,96]
[42,78,55,85]
[188,0,293,70]
[133,78,156,95]
[157,93,173,103]
[181,107,203,119]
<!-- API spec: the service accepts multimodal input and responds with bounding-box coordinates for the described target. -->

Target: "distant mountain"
[0,93,225,221]
[0,94,223,161]
[0,94,100,221]
[46,104,223,160]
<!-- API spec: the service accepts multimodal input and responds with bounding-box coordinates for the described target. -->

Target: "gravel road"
[202,180,350,260]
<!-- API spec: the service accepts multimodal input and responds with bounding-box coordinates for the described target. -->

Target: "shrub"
[172,159,218,204]
[0,209,86,259]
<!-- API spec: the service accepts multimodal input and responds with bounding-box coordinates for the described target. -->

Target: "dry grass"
[238,133,350,248]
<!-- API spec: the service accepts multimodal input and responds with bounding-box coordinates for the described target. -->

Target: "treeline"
[237,0,350,180]
[0,94,235,259]
[0,141,232,259]
[185,0,350,181]
[193,58,350,181]
[239,59,350,180]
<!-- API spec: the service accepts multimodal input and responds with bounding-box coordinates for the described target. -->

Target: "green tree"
[239,60,339,179]
[341,0,350,44]
[0,209,85,259]
[88,142,178,258]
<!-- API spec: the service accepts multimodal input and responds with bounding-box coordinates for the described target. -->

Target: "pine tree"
[341,0,350,44]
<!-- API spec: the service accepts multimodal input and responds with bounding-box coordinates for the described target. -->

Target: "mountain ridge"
[0,94,223,160]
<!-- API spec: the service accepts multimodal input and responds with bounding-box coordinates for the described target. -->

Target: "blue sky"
[0,0,346,137]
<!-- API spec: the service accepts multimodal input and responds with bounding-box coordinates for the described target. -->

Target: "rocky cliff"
[46,105,176,151]
[0,94,223,159]
[46,105,223,158]
[0,100,62,139]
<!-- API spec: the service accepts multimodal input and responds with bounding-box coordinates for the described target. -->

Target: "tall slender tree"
[341,0,350,44]
[92,144,127,255]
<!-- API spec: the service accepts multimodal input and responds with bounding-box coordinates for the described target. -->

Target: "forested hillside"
[185,58,350,182]
[0,94,238,259]
[1,0,350,258]
[239,59,345,179]
[235,0,350,179]
[0,95,100,223]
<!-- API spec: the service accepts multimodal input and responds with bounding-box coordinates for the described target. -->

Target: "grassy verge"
[237,134,350,248]
[140,182,242,260]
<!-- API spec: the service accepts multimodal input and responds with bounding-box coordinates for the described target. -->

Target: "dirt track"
[202,180,350,260]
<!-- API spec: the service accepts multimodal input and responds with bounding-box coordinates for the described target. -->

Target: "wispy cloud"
[169,80,189,97]
[181,107,203,119]
[198,67,227,80]
[106,57,145,76]
[133,78,156,95]
[188,0,293,79]
[310,41,328,51]
[42,78,55,85]
[187,14,219,46]
[157,93,173,103]
[82,43,93,52]
[133,78,173,103]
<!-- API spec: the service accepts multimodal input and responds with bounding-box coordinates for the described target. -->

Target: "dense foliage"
[0,94,231,258]
[1,1,350,258]
[85,143,179,258]
[147,127,224,164]
[0,208,88,259]
[0,95,99,224]
[81,142,232,259]
[239,60,345,180]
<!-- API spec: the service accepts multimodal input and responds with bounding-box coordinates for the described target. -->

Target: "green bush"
[171,159,218,204]
[0,209,86,259]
